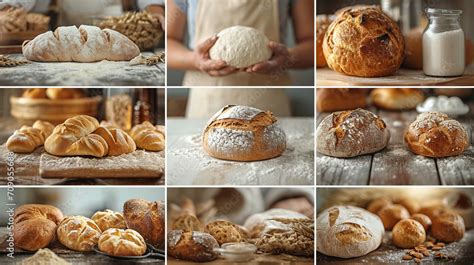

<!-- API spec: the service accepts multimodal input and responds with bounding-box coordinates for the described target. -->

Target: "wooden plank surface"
[169,254,314,265]
[317,229,474,264]
[316,66,474,86]
[0,52,164,86]
[167,118,314,185]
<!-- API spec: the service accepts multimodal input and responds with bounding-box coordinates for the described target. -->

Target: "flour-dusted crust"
[209,26,272,68]
[317,206,384,258]
[22,25,140,62]
[202,105,286,162]
[98,228,147,256]
[167,230,219,262]
[56,215,102,251]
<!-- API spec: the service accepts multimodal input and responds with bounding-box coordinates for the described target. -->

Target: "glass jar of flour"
[423,8,465,77]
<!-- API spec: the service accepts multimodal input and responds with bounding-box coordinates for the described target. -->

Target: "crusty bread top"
[14,204,63,224]
[205,105,276,130]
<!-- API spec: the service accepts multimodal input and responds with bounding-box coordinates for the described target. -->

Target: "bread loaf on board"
[7,120,54,153]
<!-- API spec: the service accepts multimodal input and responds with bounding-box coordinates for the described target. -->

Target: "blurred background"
[0,187,165,226]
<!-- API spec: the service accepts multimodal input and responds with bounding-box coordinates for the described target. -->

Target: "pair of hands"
[193,36,292,77]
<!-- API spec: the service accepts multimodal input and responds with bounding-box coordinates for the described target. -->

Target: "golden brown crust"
[394,197,420,215]
[377,204,410,230]
[167,230,219,262]
[123,199,165,249]
[92,127,136,156]
[57,215,102,251]
[431,212,465,243]
[323,6,404,77]
[392,219,426,248]
[46,88,84,99]
[7,120,55,153]
[129,121,165,151]
[205,220,245,245]
[410,214,432,232]
[91,209,127,232]
[98,228,147,256]
[316,88,367,112]
[22,88,47,99]
[370,88,424,110]
[367,197,392,214]
[316,15,335,68]
[14,204,64,251]
[404,112,469,158]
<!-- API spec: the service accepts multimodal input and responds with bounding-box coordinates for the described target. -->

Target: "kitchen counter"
[167,118,314,185]
[0,51,164,86]
[316,102,474,185]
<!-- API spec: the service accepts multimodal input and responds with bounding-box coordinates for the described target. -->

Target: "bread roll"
[316,108,390,158]
[92,127,136,156]
[129,121,165,151]
[7,120,54,153]
[323,6,404,77]
[22,25,140,62]
[205,220,244,245]
[370,88,424,110]
[22,88,47,98]
[418,206,449,220]
[167,230,219,262]
[410,213,432,232]
[57,216,101,251]
[317,206,384,258]
[316,88,367,112]
[394,197,420,215]
[316,15,335,68]
[14,204,64,251]
[98,228,146,256]
[123,199,165,249]
[367,197,392,214]
[377,204,410,230]
[404,112,469,158]
[202,105,286,161]
[91,209,127,232]
[46,88,84,99]
[431,212,465,243]
[392,219,426,248]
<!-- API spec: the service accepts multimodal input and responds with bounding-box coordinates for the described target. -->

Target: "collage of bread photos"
[0,0,473,264]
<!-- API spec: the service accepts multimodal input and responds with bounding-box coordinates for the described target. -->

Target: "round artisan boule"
[202,105,286,161]
[392,219,426,249]
[56,215,102,251]
[431,212,465,243]
[209,26,271,68]
[323,6,404,77]
[410,213,432,232]
[91,209,127,232]
[316,15,335,68]
[168,230,219,262]
[98,228,147,256]
[317,206,384,258]
[205,220,244,245]
[377,204,410,230]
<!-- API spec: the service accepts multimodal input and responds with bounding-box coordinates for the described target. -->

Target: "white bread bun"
[317,206,384,258]
[202,105,286,161]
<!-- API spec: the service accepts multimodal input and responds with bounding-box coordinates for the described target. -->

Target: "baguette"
[7,120,54,153]
[22,25,140,62]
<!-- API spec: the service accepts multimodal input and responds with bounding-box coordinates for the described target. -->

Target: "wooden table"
[316,66,474,86]
[317,229,474,264]
[169,254,314,265]
[0,228,163,264]
[0,51,164,86]
[167,118,314,185]
[316,102,474,185]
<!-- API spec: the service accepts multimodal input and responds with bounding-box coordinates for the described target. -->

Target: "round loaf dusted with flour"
[202,105,286,161]
[317,206,384,258]
[209,26,272,68]
[316,108,390,158]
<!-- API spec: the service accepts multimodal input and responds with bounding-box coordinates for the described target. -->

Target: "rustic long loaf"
[6,120,54,153]
[22,25,140,62]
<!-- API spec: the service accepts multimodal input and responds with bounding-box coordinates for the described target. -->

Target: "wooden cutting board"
[316,66,474,86]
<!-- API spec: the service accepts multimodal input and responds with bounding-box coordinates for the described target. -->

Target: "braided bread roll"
[129,121,165,151]
[7,120,54,153]
[404,112,469,157]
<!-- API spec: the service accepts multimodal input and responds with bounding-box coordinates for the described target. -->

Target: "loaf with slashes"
[202,105,286,161]
[129,122,165,151]
[6,120,54,153]
[22,25,140,62]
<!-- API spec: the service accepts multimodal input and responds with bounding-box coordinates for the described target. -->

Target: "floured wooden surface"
[168,254,314,265]
[0,144,46,184]
[40,150,165,179]
[167,118,314,185]
[0,51,164,86]
[316,65,474,86]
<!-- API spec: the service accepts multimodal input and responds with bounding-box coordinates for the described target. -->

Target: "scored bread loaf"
[14,204,64,251]
[205,220,245,245]
[316,108,390,157]
[316,15,335,68]
[317,206,384,258]
[92,127,136,156]
[98,228,147,256]
[202,105,286,161]
[123,199,165,249]
[22,25,140,62]
[167,230,219,262]
[370,88,424,110]
[404,112,469,158]
[129,121,165,151]
[56,215,102,251]
[323,6,404,77]
[316,88,368,112]
[91,209,127,232]
[7,120,55,153]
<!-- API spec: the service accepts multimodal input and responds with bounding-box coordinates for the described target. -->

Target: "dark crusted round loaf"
[167,230,219,262]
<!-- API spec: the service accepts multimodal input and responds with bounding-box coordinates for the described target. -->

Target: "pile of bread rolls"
[6,114,165,157]
[0,7,49,33]
[168,199,313,262]
[22,88,84,99]
[13,199,165,257]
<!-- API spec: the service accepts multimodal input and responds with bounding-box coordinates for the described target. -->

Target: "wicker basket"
[10,96,102,125]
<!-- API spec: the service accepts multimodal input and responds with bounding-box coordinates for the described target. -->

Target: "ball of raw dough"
[392,219,426,248]
[209,26,272,68]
